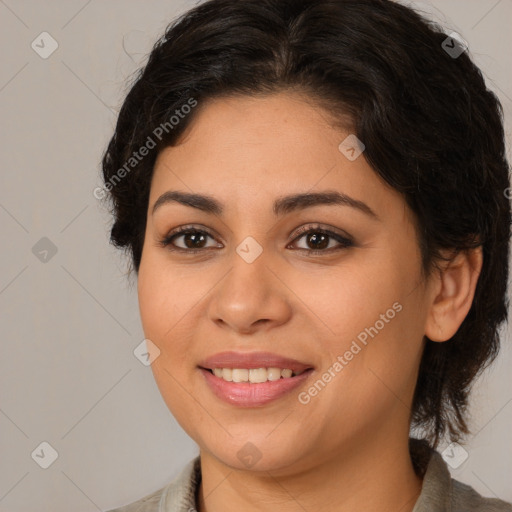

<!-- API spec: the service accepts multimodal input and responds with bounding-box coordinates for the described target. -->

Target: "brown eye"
[160,227,220,253]
[302,232,330,250]
[290,226,353,254]
[177,231,208,249]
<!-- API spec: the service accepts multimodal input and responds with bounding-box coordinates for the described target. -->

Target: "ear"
[424,246,483,342]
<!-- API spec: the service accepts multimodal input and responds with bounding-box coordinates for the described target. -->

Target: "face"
[137,91,433,474]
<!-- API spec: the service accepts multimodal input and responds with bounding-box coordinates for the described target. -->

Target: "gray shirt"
[107,439,512,511]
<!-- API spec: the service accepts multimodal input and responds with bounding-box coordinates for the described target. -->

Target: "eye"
[158,223,354,256]
[158,226,220,253]
[288,224,354,255]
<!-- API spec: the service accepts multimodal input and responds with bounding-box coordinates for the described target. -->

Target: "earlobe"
[424,246,483,342]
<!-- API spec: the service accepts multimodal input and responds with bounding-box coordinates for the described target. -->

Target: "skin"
[137,91,482,512]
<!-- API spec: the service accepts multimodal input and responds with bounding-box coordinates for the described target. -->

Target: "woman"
[101,0,512,510]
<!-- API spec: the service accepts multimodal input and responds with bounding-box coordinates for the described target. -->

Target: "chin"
[202,435,309,474]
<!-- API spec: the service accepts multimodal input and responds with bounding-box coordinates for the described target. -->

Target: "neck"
[196,431,423,512]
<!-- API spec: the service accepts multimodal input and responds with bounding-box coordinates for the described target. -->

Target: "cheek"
[325,294,425,423]
[138,255,204,425]
[299,251,423,392]
[137,250,218,389]
[138,250,196,341]
[137,261,168,341]
[287,254,404,342]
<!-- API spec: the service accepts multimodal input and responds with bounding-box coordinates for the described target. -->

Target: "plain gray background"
[0,0,511,510]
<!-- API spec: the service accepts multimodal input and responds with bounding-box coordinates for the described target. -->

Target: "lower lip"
[200,368,314,407]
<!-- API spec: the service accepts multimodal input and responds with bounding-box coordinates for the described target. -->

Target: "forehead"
[150,92,407,224]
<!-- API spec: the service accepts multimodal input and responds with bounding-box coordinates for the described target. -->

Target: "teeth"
[213,368,224,378]
[249,368,267,383]
[232,369,249,382]
[210,367,304,383]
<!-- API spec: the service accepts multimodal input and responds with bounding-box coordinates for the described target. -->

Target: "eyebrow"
[152,190,379,220]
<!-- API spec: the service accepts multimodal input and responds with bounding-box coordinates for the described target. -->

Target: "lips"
[198,351,314,373]
[200,366,314,406]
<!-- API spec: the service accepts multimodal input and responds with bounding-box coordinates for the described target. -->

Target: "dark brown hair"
[100,0,511,448]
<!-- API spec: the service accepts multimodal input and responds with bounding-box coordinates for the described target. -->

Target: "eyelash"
[158,224,354,256]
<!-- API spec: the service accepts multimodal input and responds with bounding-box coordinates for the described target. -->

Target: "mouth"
[197,351,315,407]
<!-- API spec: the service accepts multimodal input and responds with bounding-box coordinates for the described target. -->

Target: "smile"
[199,366,314,407]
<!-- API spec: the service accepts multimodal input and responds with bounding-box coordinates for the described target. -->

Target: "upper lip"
[198,351,314,372]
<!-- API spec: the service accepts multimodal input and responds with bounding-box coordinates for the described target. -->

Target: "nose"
[207,249,293,335]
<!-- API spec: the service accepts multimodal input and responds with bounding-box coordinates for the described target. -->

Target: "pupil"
[185,232,206,248]
[308,233,328,250]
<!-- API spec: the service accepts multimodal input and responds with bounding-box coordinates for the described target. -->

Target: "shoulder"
[450,478,512,512]
[105,486,165,512]
[105,456,201,512]
[410,438,512,512]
